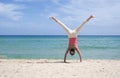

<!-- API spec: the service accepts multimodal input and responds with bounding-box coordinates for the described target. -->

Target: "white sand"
[0,59,120,78]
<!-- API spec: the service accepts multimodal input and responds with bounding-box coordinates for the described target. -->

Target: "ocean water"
[0,35,120,60]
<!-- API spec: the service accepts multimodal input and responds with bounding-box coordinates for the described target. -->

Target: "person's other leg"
[64,48,69,63]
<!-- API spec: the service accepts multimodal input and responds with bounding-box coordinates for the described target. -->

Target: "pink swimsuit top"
[69,38,77,45]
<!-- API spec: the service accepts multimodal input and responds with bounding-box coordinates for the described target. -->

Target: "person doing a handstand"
[50,15,94,63]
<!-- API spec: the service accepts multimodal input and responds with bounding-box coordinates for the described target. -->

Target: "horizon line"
[0,35,120,36]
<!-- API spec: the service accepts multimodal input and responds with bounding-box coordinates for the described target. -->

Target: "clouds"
[0,0,120,35]
[14,0,43,2]
[48,0,120,25]
[16,0,60,2]
[46,0,120,35]
[0,2,23,20]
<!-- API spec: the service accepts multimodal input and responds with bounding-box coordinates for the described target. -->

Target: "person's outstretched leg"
[64,48,69,63]
[75,47,82,62]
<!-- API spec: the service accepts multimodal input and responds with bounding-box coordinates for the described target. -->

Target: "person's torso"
[69,38,77,45]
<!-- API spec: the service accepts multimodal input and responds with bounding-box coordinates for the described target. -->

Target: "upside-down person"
[50,15,94,63]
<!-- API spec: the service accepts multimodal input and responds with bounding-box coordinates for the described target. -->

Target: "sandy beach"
[0,59,120,78]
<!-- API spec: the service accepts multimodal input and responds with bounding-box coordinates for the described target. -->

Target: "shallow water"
[0,35,120,59]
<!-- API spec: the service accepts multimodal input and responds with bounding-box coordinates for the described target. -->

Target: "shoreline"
[0,59,120,64]
[0,58,120,61]
[0,59,120,78]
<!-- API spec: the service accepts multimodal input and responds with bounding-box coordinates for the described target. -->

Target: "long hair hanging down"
[70,48,75,56]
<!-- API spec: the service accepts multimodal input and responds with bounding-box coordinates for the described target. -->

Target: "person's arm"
[75,15,95,34]
[50,16,71,34]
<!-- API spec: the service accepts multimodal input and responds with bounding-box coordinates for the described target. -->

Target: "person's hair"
[70,48,75,56]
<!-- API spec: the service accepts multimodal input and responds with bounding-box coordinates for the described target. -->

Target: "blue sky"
[0,0,120,35]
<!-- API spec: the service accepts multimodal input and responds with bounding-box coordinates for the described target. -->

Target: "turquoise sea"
[0,35,120,60]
